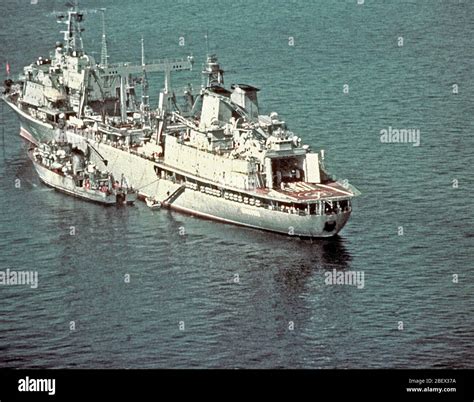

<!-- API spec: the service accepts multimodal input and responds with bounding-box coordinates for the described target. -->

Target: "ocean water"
[0,0,473,368]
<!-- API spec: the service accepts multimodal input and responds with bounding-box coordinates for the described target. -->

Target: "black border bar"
[0,369,472,402]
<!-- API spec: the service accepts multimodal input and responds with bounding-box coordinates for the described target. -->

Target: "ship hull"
[3,98,55,144]
[8,106,351,237]
[169,198,351,238]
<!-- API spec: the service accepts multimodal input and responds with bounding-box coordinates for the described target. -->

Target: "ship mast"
[202,55,224,88]
[99,8,109,68]
[59,1,84,56]
[140,37,150,125]
[201,33,224,88]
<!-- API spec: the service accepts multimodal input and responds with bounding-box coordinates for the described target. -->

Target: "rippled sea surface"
[0,0,473,368]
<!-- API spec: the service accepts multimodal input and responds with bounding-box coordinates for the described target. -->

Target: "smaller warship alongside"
[30,140,137,205]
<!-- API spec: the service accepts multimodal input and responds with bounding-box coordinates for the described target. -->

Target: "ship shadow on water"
[271,235,352,300]
[164,208,353,281]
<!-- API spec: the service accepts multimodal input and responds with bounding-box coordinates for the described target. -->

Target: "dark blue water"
[0,0,473,368]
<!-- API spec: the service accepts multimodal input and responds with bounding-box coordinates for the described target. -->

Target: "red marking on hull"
[278,182,352,200]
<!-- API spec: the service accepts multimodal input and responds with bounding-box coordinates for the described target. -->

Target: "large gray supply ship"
[2,3,360,237]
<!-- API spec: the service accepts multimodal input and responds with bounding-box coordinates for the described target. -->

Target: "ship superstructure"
[2,3,360,237]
